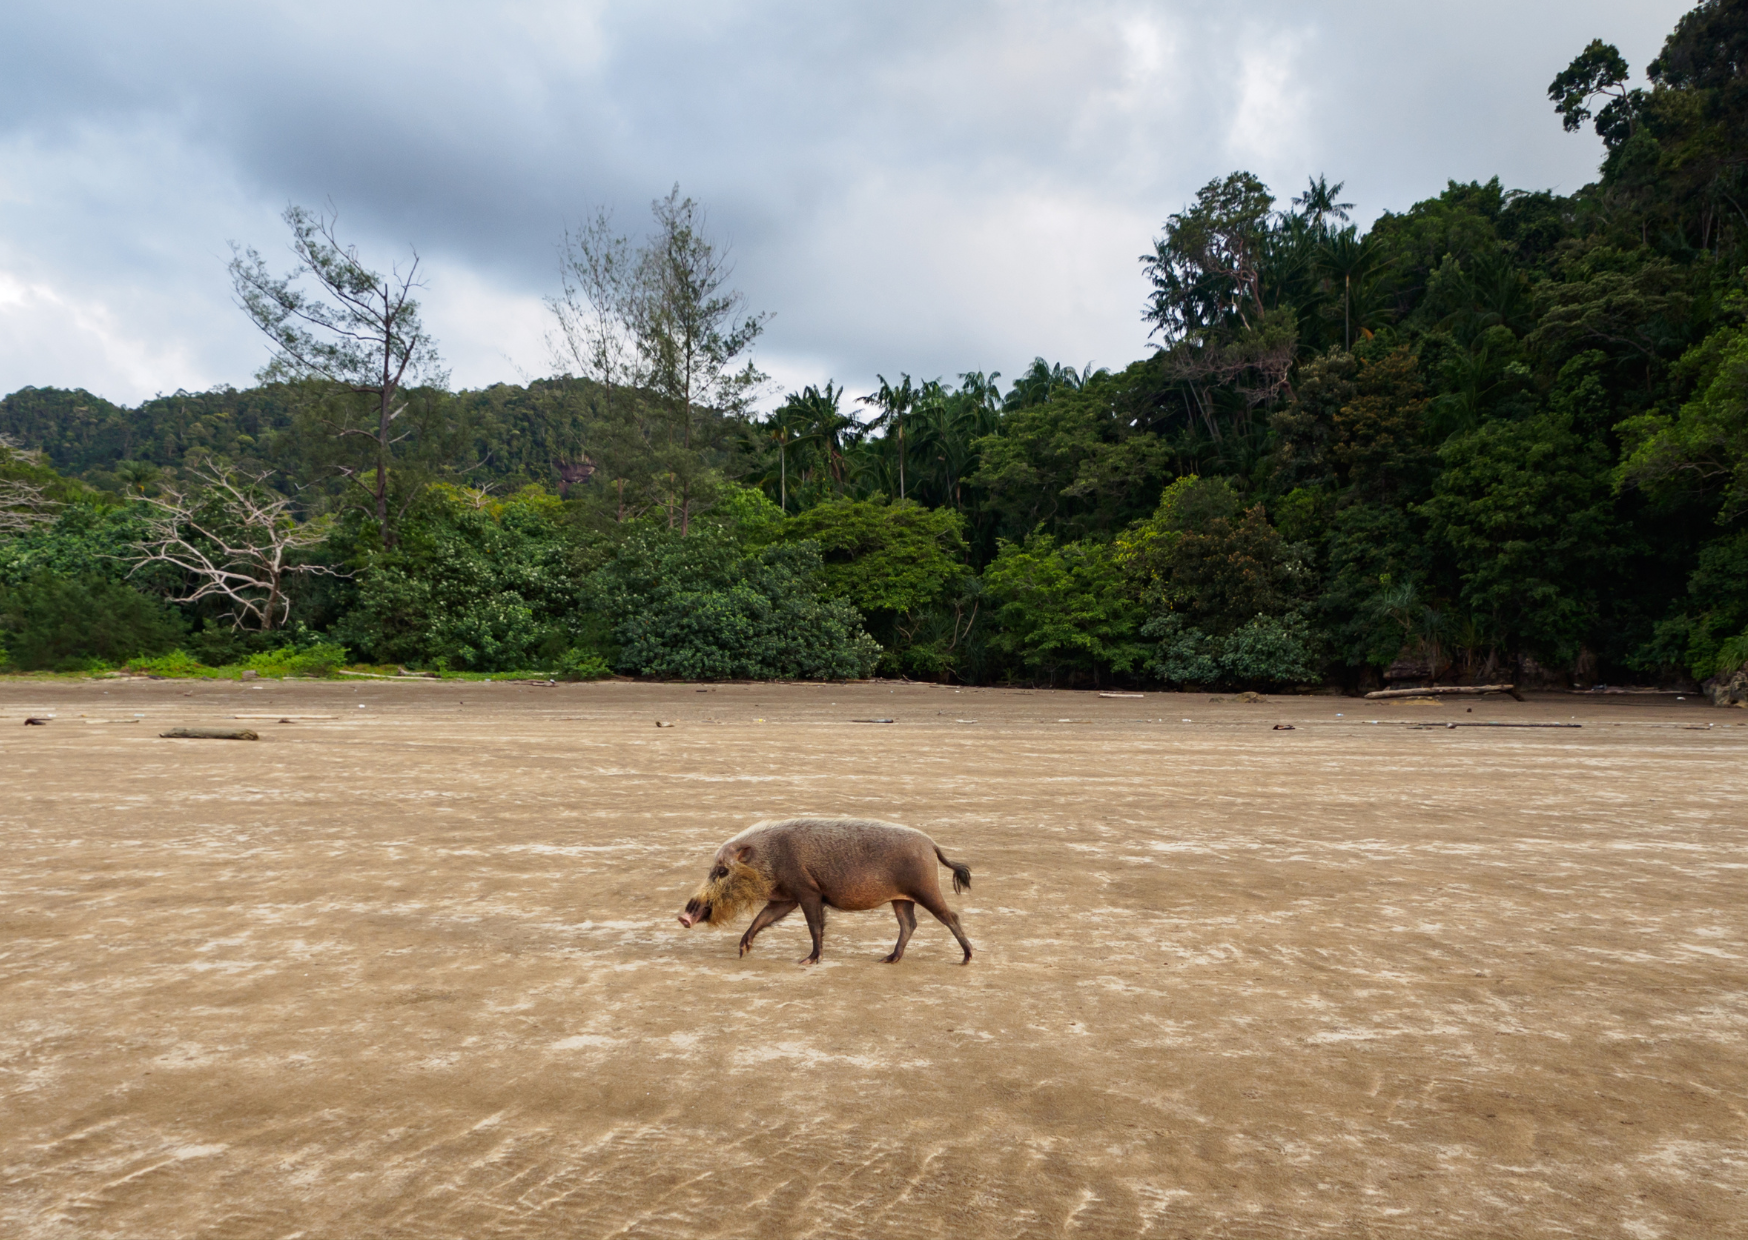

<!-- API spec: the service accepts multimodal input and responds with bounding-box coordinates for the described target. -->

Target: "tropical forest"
[3,0,1746,700]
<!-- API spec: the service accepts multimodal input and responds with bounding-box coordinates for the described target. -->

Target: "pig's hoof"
[881,952,902,963]
[797,954,820,965]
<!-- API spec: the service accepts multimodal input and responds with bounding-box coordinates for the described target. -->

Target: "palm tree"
[1292,175,1354,235]
[760,382,855,510]
[1315,227,1391,350]
[859,374,920,500]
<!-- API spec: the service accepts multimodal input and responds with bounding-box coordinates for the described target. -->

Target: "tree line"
[3,0,1746,692]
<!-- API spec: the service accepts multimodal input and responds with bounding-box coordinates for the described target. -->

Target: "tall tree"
[547,187,768,532]
[1548,39,1639,145]
[636,187,769,531]
[859,374,921,500]
[229,205,447,547]
[1291,175,1354,235]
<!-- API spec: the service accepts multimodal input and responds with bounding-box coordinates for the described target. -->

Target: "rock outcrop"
[1702,667,1748,708]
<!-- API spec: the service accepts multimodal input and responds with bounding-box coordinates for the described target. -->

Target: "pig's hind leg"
[738,899,797,957]
[883,900,918,963]
[912,886,974,965]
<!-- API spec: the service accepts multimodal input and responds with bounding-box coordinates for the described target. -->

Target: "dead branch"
[130,461,343,631]
[0,436,59,532]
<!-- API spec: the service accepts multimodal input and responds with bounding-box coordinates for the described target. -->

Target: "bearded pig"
[676,817,974,965]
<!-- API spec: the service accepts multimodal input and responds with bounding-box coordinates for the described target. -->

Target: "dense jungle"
[3,0,1746,694]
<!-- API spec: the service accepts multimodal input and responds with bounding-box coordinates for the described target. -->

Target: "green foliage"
[590,526,879,680]
[1141,609,1319,687]
[0,573,186,671]
[1618,310,1748,523]
[1419,413,1615,661]
[969,363,1173,543]
[780,497,966,614]
[983,534,1146,684]
[4,1,1746,691]
[555,648,614,681]
[333,484,591,671]
[126,649,209,677]
[0,502,153,587]
[244,642,349,678]
[1636,530,1748,677]
[1119,476,1312,636]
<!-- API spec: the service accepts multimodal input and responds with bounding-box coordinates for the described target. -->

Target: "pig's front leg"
[796,892,826,964]
[739,899,797,956]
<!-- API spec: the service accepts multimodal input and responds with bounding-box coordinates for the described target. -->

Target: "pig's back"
[729,816,930,858]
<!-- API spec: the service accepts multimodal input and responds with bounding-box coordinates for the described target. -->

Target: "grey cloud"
[0,1,1694,405]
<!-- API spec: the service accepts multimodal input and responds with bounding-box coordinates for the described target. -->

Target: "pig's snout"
[678,898,709,929]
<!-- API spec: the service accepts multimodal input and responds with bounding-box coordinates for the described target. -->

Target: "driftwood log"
[160,727,259,740]
[1366,684,1524,701]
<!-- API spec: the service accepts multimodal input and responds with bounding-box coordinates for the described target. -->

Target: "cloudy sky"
[0,1,1691,410]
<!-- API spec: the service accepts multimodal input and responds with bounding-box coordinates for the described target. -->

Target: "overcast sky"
[0,0,1692,410]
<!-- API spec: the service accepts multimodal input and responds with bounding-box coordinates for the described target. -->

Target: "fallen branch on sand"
[1366,684,1524,701]
[161,728,259,740]
[1411,721,1580,729]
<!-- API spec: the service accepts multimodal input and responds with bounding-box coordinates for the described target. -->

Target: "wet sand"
[2,678,1745,1238]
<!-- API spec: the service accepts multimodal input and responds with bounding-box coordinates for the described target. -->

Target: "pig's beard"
[690,861,772,929]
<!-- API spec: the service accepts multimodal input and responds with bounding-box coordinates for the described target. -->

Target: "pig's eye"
[709,866,728,880]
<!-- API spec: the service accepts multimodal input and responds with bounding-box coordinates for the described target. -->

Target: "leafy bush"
[334,484,591,671]
[983,534,1146,684]
[127,649,209,677]
[555,648,613,681]
[1143,610,1319,687]
[0,573,186,671]
[592,527,880,680]
[1216,612,1320,684]
[0,502,157,588]
[245,642,349,678]
[1140,612,1221,684]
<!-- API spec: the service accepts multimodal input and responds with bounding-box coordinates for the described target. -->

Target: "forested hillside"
[4,0,1746,697]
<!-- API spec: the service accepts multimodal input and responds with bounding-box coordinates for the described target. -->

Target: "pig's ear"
[733,844,756,863]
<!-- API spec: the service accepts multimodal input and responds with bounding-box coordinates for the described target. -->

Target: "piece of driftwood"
[1413,721,1580,729]
[1098,692,1144,699]
[23,716,51,725]
[161,727,259,740]
[1366,684,1524,701]
[851,718,895,724]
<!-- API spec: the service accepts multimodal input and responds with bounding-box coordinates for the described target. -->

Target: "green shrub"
[1216,612,1320,684]
[127,649,209,677]
[592,527,880,680]
[1140,612,1220,684]
[555,648,613,681]
[1142,610,1320,687]
[983,534,1147,684]
[245,642,349,678]
[0,573,186,671]
[334,484,586,671]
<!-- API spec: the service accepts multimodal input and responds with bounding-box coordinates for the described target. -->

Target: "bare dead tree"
[0,436,59,533]
[229,204,446,547]
[131,463,342,630]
